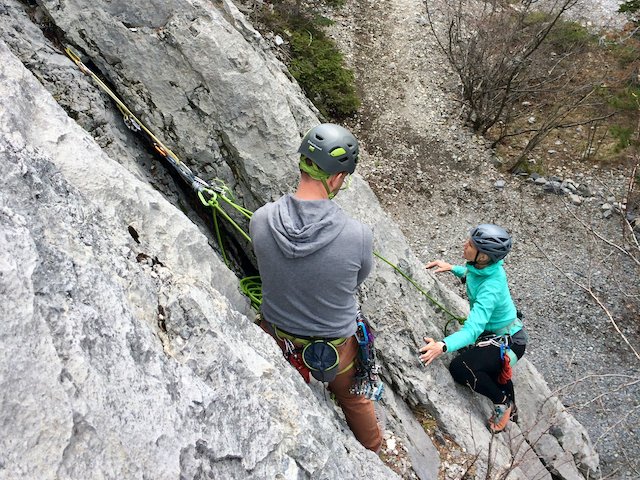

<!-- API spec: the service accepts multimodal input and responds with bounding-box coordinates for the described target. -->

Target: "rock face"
[0,40,396,480]
[0,0,598,479]
[38,0,319,210]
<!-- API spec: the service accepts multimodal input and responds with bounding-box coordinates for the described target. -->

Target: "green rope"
[196,185,467,328]
[200,189,467,327]
[65,46,466,326]
[240,276,263,311]
[197,188,253,268]
[373,252,466,331]
[212,202,229,267]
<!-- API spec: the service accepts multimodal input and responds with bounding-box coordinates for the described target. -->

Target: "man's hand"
[426,260,453,273]
[419,337,446,365]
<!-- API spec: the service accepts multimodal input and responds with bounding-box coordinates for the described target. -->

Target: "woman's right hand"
[426,260,453,273]
[419,337,446,365]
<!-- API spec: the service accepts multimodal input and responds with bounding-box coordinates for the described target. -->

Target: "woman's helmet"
[470,224,512,263]
[298,124,360,175]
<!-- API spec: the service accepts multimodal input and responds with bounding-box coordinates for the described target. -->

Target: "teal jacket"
[444,260,520,352]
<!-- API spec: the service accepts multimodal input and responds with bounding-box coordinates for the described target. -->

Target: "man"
[249,123,382,452]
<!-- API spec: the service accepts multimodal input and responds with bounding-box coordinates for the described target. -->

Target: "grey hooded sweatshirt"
[250,194,373,338]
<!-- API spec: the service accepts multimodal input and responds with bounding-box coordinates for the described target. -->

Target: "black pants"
[449,340,526,405]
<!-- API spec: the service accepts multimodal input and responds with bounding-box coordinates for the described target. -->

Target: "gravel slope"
[324,0,640,477]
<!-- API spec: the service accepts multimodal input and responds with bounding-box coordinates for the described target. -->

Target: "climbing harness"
[350,311,384,401]
[475,331,519,384]
[270,323,347,383]
[271,315,383,401]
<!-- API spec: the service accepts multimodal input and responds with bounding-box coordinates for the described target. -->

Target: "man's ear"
[328,172,345,188]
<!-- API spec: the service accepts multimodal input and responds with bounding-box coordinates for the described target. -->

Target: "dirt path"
[327,1,640,478]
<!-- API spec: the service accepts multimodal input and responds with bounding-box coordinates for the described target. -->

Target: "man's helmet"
[298,123,360,175]
[470,224,512,263]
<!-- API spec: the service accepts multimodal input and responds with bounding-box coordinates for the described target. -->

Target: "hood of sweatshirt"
[266,194,348,259]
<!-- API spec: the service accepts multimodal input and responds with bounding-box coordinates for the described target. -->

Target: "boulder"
[568,194,582,206]
[577,184,594,197]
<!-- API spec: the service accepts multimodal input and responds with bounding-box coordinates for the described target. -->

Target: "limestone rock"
[0,41,398,480]
[568,194,582,206]
[0,0,600,477]
[37,0,319,212]
[383,390,439,480]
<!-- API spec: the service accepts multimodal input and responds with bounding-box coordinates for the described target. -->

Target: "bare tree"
[506,88,615,172]
[448,388,604,479]
[425,0,581,135]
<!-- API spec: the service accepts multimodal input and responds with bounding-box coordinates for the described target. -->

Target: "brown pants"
[261,320,383,452]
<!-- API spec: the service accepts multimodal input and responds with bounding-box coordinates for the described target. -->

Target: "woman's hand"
[426,260,453,273]
[419,337,446,365]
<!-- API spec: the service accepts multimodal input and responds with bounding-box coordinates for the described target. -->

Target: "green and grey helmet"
[470,224,512,263]
[298,123,360,175]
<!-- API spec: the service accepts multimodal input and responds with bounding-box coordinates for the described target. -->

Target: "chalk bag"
[302,339,340,382]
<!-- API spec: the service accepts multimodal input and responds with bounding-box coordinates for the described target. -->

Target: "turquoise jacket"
[444,260,520,352]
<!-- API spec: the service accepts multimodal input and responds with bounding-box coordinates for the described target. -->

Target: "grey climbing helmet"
[298,123,360,175]
[470,224,512,263]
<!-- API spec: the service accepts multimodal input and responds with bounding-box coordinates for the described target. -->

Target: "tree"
[425,0,581,135]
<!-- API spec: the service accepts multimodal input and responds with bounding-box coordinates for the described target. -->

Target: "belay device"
[351,311,384,401]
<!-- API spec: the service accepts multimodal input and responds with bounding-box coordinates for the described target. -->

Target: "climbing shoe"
[488,400,512,433]
[510,403,519,423]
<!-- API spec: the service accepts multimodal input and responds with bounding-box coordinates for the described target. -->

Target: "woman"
[419,224,528,433]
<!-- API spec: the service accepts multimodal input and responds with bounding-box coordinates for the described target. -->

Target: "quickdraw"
[65,46,252,269]
[283,338,311,383]
[350,311,384,401]
[476,334,509,348]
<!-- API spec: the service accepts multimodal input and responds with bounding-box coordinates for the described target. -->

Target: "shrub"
[609,42,640,68]
[545,19,598,53]
[610,124,638,152]
[254,2,360,119]
[619,0,640,25]
[607,87,640,110]
[289,27,360,118]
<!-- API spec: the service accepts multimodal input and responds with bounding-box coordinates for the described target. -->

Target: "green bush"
[255,3,360,119]
[610,124,638,152]
[609,42,640,67]
[545,19,597,53]
[619,0,640,14]
[289,27,360,118]
[619,0,640,25]
[607,87,640,110]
